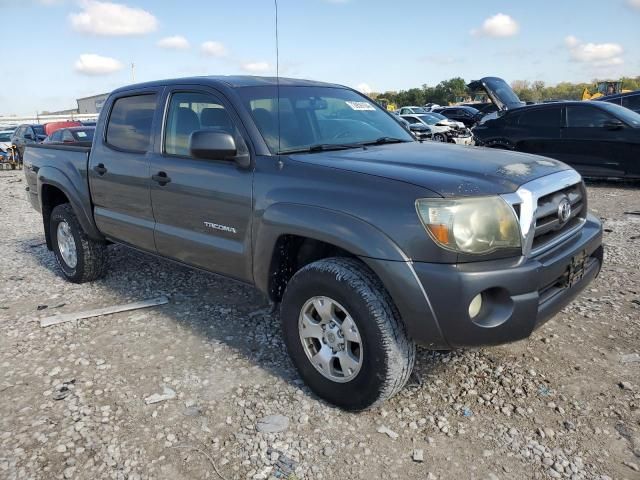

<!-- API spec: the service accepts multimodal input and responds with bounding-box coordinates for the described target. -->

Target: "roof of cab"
[111,75,345,95]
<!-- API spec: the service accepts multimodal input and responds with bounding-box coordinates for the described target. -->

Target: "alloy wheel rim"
[56,221,77,269]
[298,296,363,383]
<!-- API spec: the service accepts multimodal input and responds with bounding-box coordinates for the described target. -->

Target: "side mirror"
[603,119,624,130]
[189,130,250,168]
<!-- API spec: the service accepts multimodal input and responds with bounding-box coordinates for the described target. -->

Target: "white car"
[0,130,13,162]
[401,114,474,145]
[424,112,466,130]
[422,103,442,112]
[400,114,452,142]
[397,106,429,115]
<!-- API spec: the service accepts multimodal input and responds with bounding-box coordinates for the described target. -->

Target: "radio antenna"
[274,0,281,154]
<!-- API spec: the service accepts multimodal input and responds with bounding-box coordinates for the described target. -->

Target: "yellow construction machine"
[582,80,632,100]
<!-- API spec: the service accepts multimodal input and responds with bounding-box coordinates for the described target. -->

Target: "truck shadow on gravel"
[23,238,445,403]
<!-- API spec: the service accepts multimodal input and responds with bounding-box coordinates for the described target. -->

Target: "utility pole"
[131,63,136,82]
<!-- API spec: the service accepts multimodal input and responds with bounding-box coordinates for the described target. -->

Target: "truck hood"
[467,77,526,112]
[289,142,571,197]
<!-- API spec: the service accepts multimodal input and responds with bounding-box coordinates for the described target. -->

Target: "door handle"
[93,163,107,175]
[152,171,171,185]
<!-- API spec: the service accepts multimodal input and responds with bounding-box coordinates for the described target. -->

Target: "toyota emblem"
[557,198,572,224]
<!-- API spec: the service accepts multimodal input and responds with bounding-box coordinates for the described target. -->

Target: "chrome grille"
[501,170,586,258]
[530,182,587,254]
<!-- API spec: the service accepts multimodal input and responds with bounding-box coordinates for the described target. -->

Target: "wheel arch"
[37,166,103,249]
[253,203,407,302]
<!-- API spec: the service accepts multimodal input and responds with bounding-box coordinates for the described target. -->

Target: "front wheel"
[432,133,446,142]
[50,204,108,283]
[280,257,416,410]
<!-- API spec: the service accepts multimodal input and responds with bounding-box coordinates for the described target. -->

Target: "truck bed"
[23,143,92,214]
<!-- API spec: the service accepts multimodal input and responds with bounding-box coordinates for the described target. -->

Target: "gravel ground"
[0,170,639,480]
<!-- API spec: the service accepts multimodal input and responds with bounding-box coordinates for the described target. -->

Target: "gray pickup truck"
[24,76,603,410]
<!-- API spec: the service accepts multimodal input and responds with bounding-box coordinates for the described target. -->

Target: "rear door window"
[106,94,157,152]
[621,94,640,112]
[517,108,561,127]
[566,106,613,128]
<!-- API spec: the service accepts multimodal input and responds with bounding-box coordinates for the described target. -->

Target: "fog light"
[468,294,483,319]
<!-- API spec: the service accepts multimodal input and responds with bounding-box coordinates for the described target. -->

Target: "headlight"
[415,196,521,254]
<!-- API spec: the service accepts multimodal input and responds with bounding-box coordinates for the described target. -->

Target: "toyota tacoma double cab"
[23,76,603,410]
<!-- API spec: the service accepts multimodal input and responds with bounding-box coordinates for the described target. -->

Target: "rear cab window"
[106,94,157,152]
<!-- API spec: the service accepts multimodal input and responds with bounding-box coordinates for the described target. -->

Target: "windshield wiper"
[361,137,411,146]
[279,143,365,154]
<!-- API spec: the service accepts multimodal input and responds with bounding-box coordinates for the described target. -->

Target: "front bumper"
[364,213,602,349]
[413,213,602,347]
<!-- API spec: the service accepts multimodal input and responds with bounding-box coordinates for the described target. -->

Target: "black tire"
[280,257,416,410]
[50,204,107,283]
[433,133,446,142]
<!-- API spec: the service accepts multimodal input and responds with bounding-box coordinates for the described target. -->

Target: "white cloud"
[471,13,519,38]
[74,53,123,75]
[628,0,640,10]
[355,83,373,94]
[69,0,158,36]
[565,35,624,66]
[157,35,190,50]
[201,41,227,57]
[241,62,271,73]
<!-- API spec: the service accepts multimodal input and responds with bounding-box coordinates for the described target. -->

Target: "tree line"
[371,76,640,107]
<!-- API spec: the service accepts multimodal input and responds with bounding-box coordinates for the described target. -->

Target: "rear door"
[148,86,254,281]
[88,89,162,251]
[559,104,627,177]
[511,106,562,157]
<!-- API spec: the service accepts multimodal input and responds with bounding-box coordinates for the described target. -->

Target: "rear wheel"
[280,257,415,410]
[50,204,107,283]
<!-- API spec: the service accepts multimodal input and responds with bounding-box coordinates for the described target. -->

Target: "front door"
[88,90,161,251]
[559,105,628,177]
[149,88,254,282]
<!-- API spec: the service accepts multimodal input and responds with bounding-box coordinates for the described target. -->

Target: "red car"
[44,121,82,137]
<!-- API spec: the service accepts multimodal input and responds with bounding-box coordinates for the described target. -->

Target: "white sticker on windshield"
[345,101,375,111]
[76,131,87,138]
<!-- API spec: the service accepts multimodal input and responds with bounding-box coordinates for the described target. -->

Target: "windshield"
[409,107,428,114]
[0,132,11,142]
[598,102,640,127]
[237,86,413,153]
[417,115,439,125]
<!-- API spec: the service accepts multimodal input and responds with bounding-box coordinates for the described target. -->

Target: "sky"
[0,0,639,115]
